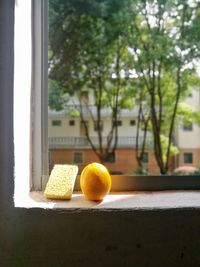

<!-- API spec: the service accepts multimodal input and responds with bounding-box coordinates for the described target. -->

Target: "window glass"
[94,121,103,132]
[69,120,75,126]
[113,120,122,127]
[73,152,84,164]
[184,153,193,164]
[105,152,116,164]
[48,0,200,176]
[52,120,62,126]
[130,120,136,126]
[183,122,193,131]
[142,152,149,163]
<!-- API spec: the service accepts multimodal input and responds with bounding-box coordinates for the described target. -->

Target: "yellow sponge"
[44,164,78,200]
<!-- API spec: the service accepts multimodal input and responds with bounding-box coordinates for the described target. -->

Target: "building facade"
[48,89,200,174]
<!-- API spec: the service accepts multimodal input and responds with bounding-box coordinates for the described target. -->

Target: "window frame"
[31,0,49,190]
[14,0,200,198]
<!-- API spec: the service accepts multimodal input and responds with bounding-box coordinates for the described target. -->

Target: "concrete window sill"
[15,190,200,210]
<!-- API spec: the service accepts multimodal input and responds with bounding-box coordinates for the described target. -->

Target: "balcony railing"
[48,136,152,149]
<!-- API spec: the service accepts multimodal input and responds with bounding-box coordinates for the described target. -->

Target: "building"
[175,89,200,169]
[48,88,200,174]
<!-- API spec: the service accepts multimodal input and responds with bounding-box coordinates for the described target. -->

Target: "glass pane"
[73,152,84,164]
[48,0,200,176]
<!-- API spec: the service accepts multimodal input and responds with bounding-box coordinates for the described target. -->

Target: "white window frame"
[31,0,49,190]
[14,0,48,202]
[14,0,200,204]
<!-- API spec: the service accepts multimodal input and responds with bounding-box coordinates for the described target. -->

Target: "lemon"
[80,162,112,201]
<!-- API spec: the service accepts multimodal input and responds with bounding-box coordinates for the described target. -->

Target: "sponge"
[44,164,78,200]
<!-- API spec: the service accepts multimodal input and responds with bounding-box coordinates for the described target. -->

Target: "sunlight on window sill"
[14,190,200,210]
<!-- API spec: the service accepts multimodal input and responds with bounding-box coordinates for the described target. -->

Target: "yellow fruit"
[80,162,112,201]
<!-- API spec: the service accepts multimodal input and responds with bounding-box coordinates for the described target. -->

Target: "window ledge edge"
[14,190,200,211]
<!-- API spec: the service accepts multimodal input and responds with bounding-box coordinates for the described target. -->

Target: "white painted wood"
[14,0,32,201]
[14,0,48,201]
[31,0,48,190]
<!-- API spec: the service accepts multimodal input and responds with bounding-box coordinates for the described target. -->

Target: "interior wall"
[1,1,200,267]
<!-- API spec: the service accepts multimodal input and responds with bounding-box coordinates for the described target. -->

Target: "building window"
[113,120,122,127]
[94,120,103,131]
[52,120,62,126]
[69,120,75,126]
[184,153,193,164]
[73,152,84,164]
[183,122,193,131]
[142,152,149,163]
[105,152,116,163]
[130,120,136,126]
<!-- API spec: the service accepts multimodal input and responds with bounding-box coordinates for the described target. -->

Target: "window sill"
[14,190,200,211]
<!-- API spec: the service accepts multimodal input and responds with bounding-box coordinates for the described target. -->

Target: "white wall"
[176,124,200,149]
[177,88,200,148]
[48,114,139,138]
[49,88,200,148]
[48,116,80,137]
[186,88,200,110]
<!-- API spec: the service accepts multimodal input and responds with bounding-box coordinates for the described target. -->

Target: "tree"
[48,79,68,111]
[48,0,131,163]
[126,0,200,174]
[49,0,200,174]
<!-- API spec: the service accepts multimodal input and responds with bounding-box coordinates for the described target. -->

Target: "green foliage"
[68,109,80,118]
[190,167,200,176]
[177,102,200,126]
[48,0,200,173]
[135,166,149,175]
[173,167,200,176]
[48,79,68,111]
[160,135,179,163]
